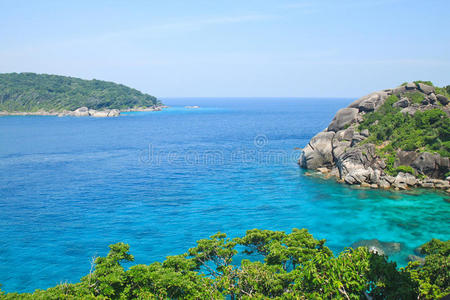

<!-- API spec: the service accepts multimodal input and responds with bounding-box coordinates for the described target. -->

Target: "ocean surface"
[0,98,449,293]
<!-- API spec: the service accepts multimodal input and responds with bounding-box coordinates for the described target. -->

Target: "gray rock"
[379,178,391,189]
[427,93,437,104]
[394,172,417,186]
[395,150,418,168]
[436,94,449,105]
[417,83,435,95]
[108,109,120,117]
[359,97,378,112]
[343,128,355,140]
[351,239,401,256]
[344,168,373,185]
[383,175,396,184]
[414,246,423,255]
[393,97,410,108]
[299,131,335,169]
[335,144,377,179]
[73,107,90,117]
[421,99,430,105]
[400,106,418,116]
[432,179,450,189]
[422,182,434,188]
[411,152,450,178]
[392,85,407,95]
[327,108,359,132]
[90,110,110,117]
[407,255,425,264]
[360,129,369,137]
[405,82,417,90]
[350,134,366,147]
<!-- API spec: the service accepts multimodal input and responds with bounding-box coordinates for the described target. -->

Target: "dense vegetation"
[1,229,448,299]
[0,73,159,112]
[358,83,450,176]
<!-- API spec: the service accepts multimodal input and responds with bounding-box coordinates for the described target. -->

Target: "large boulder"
[72,107,90,117]
[436,94,449,106]
[411,152,450,178]
[392,85,407,95]
[327,108,359,132]
[335,144,377,178]
[400,105,418,116]
[108,109,120,117]
[90,110,109,117]
[344,168,373,185]
[299,131,335,169]
[405,82,417,90]
[348,91,388,112]
[417,83,435,95]
[395,150,417,167]
[394,172,417,187]
[427,93,437,104]
[393,97,410,108]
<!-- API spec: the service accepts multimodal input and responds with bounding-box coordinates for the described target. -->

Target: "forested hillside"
[0,73,159,112]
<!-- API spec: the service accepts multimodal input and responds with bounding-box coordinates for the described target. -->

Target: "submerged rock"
[407,255,425,264]
[352,239,402,256]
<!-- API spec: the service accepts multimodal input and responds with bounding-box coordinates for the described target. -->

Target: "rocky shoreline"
[299,82,450,193]
[0,105,167,117]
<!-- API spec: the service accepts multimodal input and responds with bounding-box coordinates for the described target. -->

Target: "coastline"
[304,168,450,194]
[0,105,168,117]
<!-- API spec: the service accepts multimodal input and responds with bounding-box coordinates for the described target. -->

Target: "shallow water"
[0,98,448,293]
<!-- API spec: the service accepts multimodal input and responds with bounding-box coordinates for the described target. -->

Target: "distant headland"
[0,73,164,117]
[299,81,450,192]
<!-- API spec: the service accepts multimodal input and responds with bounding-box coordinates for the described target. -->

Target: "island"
[0,73,163,117]
[299,81,450,192]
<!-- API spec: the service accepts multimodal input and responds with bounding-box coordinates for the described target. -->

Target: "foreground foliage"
[0,73,159,112]
[1,229,448,299]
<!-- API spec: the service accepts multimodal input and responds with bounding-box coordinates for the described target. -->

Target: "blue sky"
[0,0,449,97]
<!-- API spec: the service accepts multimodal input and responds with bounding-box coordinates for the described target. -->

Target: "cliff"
[299,82,450,191]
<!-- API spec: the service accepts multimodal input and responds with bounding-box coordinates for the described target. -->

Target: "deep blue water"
[0,98,449,293]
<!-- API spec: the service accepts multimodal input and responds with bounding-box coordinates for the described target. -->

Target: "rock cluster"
[299,82,450,191]
[58,107,120,117]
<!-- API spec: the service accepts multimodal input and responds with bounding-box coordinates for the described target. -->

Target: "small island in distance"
[0,73,164,117]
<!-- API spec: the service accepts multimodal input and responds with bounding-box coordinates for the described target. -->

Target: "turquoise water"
[0,98,448,293]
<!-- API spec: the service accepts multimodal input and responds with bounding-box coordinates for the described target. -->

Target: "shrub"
[394,165,415,175]
[2,230,448,299]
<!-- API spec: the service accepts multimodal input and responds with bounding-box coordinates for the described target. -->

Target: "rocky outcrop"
[1,106,166,117]
[299,82,450,191]
[327,108,359,132]
[58,107,120,117]
[299,132,335,169]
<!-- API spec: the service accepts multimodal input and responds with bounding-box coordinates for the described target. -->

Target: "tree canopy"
[0,73,159,112]
[1,228,448,299]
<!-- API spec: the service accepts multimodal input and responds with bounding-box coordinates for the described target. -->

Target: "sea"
[0,97,448,293]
